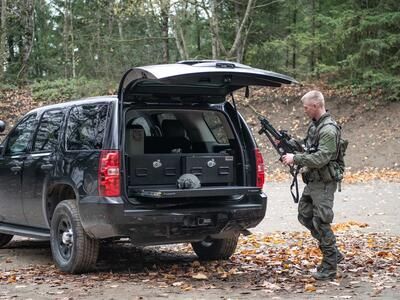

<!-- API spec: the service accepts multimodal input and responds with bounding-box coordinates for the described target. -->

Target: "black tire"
[0,233,13,248]
[50,200,99,273]
[191,233,239,260]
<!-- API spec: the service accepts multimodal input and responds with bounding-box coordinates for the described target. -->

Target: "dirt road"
[1,181,399,299]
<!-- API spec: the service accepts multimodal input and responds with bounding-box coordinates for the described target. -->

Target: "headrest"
[162,120,186,138]
[127,123,144,130]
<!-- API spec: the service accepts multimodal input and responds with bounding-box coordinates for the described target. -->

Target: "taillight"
[254,148,265,188]
[98,150,120,197]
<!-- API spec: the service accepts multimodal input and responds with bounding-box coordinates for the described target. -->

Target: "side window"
[5,114,37,156]
[66,104,108,150]
[33,110,65,152]
[203,111,229,144]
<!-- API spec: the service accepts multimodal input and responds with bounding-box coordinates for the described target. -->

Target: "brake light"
[254,148,265,188]
[98,150,120,197]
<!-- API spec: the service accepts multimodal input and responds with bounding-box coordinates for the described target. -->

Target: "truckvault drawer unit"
[183,155,234,184]
[129,154,181,185]
[129,154,234,186]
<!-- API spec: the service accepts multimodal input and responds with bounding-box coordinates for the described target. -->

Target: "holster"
[328,161,343,182]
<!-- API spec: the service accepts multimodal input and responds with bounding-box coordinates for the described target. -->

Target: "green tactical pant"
[298,181,338,271]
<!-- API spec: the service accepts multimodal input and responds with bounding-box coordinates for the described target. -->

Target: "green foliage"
[1,0,399,101]
[361,71,400,101]
[0,82,17,90]
[31,78,115,103]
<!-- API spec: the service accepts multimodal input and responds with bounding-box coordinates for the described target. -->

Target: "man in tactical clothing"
[282,90,344,280]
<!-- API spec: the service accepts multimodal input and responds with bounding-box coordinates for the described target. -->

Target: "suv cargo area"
[124,108,259,200]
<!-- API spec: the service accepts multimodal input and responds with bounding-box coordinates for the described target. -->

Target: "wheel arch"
[44,181,79,228]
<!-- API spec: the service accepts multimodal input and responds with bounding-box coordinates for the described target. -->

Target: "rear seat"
[144,119,192,154]
[144,136,168,153]
[161,120,192,153]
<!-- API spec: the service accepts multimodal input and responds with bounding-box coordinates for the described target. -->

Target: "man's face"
[303,100,318,119]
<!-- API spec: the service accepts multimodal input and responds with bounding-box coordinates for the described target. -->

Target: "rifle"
[257,115,302,203]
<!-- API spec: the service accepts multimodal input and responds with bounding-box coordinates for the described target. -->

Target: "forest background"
[0,0,399,103]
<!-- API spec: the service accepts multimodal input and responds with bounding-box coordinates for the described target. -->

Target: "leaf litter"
[1,222,399,297]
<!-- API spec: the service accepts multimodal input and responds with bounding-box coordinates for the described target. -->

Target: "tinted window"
[33,110,65,152]
[203,111,229,144]
[66,104,108,150]
[5,114,37,155]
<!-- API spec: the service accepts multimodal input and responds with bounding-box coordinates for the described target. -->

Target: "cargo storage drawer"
[183,155,234,184]
[129,154,181,185]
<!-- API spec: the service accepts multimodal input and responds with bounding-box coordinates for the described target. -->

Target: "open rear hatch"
[118,60,298,103]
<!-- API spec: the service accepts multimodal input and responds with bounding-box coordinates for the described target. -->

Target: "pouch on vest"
[318,165,334,183]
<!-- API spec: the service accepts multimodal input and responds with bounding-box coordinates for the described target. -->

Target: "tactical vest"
[303,115,348,184]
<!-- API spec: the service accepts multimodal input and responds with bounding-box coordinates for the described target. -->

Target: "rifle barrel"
[260,118,282,140]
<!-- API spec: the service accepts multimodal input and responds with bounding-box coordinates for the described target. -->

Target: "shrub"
[31,78,116,103]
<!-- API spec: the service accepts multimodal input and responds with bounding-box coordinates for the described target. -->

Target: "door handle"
[10,166,22,172]
[40,163,54,171]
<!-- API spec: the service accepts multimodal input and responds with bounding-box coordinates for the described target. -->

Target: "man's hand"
[272,138,280,146]
[282,153,295,166]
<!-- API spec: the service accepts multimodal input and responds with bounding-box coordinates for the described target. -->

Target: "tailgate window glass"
[66,104,108,150]
[33,110,65,152]
[203,111,229,144]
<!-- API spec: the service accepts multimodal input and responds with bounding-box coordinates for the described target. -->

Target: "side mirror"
[0,120,5,133]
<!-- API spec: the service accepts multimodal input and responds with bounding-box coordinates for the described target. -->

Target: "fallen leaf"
[305,284,317,292]
[192,273,208,280]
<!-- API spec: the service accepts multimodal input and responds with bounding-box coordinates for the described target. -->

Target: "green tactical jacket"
[293,113,338,169]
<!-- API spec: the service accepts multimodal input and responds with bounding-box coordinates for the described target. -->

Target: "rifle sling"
[290,165,300,203]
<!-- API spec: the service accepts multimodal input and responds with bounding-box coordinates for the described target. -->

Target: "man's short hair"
[301,90,325,107]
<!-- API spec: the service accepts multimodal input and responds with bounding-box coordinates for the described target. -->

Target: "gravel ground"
[256,181,400,234]
[1,181,400,299]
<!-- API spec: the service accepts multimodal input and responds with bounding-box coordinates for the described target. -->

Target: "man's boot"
[317,247,344,272]
[312,268,337,281]
[314,244,337,280]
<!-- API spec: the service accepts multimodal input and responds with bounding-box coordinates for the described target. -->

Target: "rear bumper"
[79,193,267,245]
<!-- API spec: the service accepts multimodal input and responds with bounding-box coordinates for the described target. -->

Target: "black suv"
[0,60,296,273]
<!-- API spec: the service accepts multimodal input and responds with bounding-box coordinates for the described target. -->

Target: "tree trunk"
[237,25,251,63]
[292,1,297,71]
[202,0,254,61]
[234,2,241,62]
[173,19,188,60]
[63,0,70,78]
[310,0,316,74]
[70,0,75,79]
[209,0,220,59]
[195,5,201,52]
[0,0,7,80]
[17,0,35,85]
[227,0,255,60]
[161,3,169,63]
[316,0,321,79]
